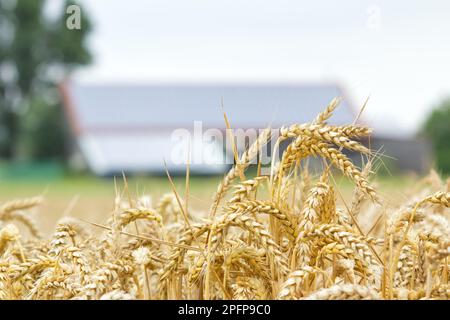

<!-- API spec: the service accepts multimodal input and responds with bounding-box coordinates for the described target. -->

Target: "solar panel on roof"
[64,83,356,175]
[69,84,355,130]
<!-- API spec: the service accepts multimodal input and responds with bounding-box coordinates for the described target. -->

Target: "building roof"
[61,82,357,175]
[64,83,356,131]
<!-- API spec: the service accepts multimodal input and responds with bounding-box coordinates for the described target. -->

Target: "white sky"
[72,0,450,135]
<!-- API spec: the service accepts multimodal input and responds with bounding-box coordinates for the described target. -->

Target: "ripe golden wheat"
[0,99,449,300]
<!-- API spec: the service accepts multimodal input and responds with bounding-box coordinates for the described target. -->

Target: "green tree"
[0,0,91,160]
[423,98,450,174]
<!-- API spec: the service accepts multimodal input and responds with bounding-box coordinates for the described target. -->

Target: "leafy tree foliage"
[423,98,450,174]
[0,0,91,160]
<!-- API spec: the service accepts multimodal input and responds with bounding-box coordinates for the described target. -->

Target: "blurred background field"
[0,169,418,235]
[0,167,221,234]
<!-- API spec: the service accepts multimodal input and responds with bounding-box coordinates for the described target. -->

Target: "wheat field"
[0,99,449,300]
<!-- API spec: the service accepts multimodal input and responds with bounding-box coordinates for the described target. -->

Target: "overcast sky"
[72,0,450,135]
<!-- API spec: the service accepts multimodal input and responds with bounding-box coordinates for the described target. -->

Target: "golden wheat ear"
[3,101,450,300]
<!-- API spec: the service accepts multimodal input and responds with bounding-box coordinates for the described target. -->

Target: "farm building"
[60,82,431,176]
